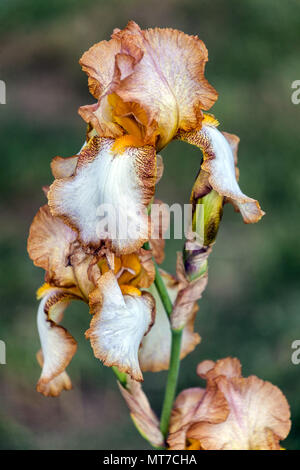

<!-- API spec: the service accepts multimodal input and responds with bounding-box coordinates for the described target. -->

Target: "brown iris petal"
[176,116,265,224]
[118,376,164,448]
[79,21,218,149]
[168,357,291,451]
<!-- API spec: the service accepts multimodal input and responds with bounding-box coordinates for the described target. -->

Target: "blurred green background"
[0,0,299,450]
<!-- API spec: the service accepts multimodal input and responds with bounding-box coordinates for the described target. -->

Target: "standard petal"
[79,22,217,148]
[167,388,205,450]
[197,357,242,381]
[118,377,164,448]
[79,38,123,100]
[170,388,206,432]
[78,36,143,138]
[139,272,200,372]
[177,118,264,223]
[168,385,229,450]
[113,22,218,149]
[48,137,156,254]
[172,357,292,450]
[27,205,78,287]
[86,271,155,381]
[36,288,78,392]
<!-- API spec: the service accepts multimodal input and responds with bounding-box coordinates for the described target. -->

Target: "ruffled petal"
[27,204,98,298]
[139,271,200,372]
[197,357,242,381]
[113,22,218,149]
[170,388,206,432]
[168,384,229,450]
[118,377,164,448]
[48,137,156,254]
[79,22,217,149]
[27,205,77,287]
[78,36,143,139]
[36,287,79,393]
[80,38,124,100]
[188,375,291,450]
[168,388,205,450]
[169,357,291,450]
[79,98,124,140]
[86,271,155,381]
[177,118,265,224]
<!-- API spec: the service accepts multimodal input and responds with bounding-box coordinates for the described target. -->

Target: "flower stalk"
[159,328,183,439]
[112,366,127,388]
[154,265,173,319]
[143,241,183,441]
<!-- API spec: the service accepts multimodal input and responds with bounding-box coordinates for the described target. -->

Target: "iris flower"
[48,21,264,256]
[120,358,291,450]
[28,199,199,394]
[28,202,156,393]
[28,22,265,404]
[168,358,291,450]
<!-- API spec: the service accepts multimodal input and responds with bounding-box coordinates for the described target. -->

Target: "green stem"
[112,366,127,388]
[143,241,173,318]
[143,241,184,440]
[159,328,183,439]
[154,264,173,318]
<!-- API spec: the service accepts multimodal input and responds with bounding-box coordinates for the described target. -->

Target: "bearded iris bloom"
[28,199,199,393]
[28,203,156,392]
[28,21,265,393]
[167,358,291,450]
[48,21,264,256]
[119,358,291,450]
